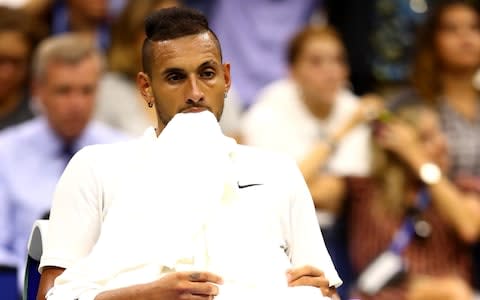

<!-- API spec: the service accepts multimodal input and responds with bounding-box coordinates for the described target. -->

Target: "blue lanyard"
[389,188,430,254]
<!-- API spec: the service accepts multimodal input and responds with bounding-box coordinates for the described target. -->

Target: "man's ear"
[137,72,154,107]
[223,63,231,93]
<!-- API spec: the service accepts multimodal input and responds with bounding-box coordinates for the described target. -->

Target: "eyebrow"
[198,60,219,69]
[161,67,185,77]
[160,60,220,76]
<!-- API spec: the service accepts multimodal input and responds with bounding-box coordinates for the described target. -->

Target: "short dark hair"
[141,7,222,76]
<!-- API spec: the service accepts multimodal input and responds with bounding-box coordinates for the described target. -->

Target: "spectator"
[0,6,44,130]
[347,104,480,300]
[409,0,480,180]
[394,0,480,295]
[242,25,377,218]
[0,33,126,290]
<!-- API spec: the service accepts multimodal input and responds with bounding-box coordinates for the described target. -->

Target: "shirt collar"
[37,117,98,157]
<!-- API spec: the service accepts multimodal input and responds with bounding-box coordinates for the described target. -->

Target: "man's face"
[137,32,231,132]
[0,31,30,101]
[34,55,101,141]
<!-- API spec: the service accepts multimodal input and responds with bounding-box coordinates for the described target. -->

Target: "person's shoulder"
[0,118,43,150]
[252,78,297,107]
[243,78,299,127]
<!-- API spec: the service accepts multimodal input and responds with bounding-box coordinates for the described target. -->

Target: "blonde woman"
[347,104,480,300]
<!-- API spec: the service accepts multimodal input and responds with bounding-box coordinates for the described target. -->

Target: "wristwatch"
[419,162,442,185]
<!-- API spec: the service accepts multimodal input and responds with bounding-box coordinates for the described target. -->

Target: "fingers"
[180,271,223,284]
[179,293,214,300]
[185,281,220,296]
[287,265,333,297]
[287,273,334,297]
[288,274,329,289]
[286,265,324,283]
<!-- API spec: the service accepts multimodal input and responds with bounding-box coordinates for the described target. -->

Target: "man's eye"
[167,74,184,82]
[201,71,215,79]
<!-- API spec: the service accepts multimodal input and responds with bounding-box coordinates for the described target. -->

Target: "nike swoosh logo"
[237,183,263,189]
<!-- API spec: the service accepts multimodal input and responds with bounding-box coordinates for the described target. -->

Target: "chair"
[0,265,18,300]
[23,220,48,300]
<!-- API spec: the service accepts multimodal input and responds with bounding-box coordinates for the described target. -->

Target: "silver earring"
[224,92,228,99]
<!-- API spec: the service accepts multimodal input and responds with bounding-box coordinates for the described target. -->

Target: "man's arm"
[94,272,222,300]
[284,159,343,288]
[43,271,222,300]
[38,148,103,298]
[37,267,65,300]
[308,174,346,214]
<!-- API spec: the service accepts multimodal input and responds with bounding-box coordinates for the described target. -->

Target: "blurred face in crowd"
[34,55,101,142]
[291,35,348,106]
[0,30,30,101]
[68,0,108,21]
[417,110,450,172]
[137,32,231,133]
[434,4,480,72]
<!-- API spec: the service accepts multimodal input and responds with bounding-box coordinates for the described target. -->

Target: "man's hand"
[286,265,335,298]
[95,271,223,300]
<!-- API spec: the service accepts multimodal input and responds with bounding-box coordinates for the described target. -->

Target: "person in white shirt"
[37,7,342,300]
[242,25,381,220]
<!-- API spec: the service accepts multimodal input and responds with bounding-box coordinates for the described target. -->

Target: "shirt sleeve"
[40,146,103,271]
[284,158,343,288]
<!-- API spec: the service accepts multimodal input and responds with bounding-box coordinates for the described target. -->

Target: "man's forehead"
[151,32,221,67]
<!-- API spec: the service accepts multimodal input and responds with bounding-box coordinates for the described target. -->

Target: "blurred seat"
[0,265,18,300]
[23,220,48,300]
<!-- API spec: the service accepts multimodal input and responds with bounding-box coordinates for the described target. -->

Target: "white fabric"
[41,111,341,300]
[241,78,371,176]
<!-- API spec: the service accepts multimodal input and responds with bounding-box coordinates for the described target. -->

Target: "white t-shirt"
[41,127,341,299]
[241,79,371,176]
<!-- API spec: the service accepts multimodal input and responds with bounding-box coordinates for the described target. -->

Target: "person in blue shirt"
[0,33,127,294]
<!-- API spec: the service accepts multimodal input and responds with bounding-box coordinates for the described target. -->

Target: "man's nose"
[186,76,204,103]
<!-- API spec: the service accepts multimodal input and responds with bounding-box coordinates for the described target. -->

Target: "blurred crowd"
[1,0,480,299]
